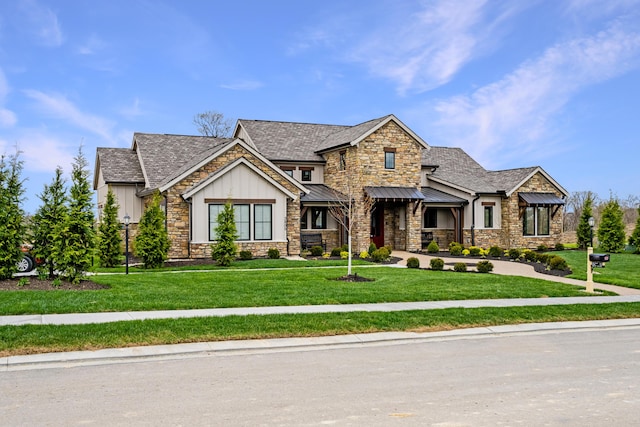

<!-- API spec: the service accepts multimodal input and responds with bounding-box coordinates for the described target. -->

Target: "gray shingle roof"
[96,148,145,184]
[314,116,390,152]
[423,147,497,193]
[133,133,232,190]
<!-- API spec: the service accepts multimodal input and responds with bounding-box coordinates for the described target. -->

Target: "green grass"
[2,303,639,357]
[1,267,609,315]
[555,250,640,289]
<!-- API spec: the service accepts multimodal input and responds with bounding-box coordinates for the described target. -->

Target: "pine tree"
[597,198,626,253]
[576,196,594,249]
[211,201,238,266]
[0,152,26,279]
[52,147,96,283]
[628,206,640,253]
[134,192,170,268]
[32,167,67,278]
[98,189,122,268]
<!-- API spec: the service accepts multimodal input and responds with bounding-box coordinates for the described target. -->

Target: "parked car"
[16,245,41,273]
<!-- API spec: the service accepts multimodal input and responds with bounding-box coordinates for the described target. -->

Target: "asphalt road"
[2,326,639,426]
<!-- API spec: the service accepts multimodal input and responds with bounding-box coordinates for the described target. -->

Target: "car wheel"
[16,255,34,273]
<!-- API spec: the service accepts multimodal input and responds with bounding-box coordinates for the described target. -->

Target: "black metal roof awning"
[365,186,426,202]
[301,184,347,203]
[421,187,467,205]
[519,192,565,206]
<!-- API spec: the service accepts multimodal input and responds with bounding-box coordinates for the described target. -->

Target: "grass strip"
[2,302,639,357]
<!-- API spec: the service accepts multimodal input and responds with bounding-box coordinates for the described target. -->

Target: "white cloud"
[76,34,107,55]
[118,97,144,120]
[23,90,115,142]
[18,0,63,47]
[220,80,264,91]
[12,131,75,173]
[426,20,640,167]
[347,0,523,94]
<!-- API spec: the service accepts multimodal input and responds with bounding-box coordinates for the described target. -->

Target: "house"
[94,114,567,258]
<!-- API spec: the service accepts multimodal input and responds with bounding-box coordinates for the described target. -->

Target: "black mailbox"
[590,253,610,268]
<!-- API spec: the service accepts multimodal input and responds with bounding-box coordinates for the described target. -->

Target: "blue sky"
[1,0,639,213]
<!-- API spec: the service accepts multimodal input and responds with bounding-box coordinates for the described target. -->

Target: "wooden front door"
[371,204,384,248]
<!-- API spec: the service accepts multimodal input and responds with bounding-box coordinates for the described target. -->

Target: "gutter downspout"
[471,194,480,246]
[187,197,192,258]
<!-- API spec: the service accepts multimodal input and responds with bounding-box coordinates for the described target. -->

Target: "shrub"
[522,249,537,262]
[507,248,521,260]
[330,247,342,257]
[488,246,504,258]
[406,257,420,268]
[468,246,482,256]
[239,250,253,260]
[267,247,280,259]
[476,260,494,273]
[426,240,440,253]
[430,257,445,270]
[555,243,565,251]
[359,251,369,259]
[368,242,377,255]
[548,255,568,270]
[322,252,330,258]
[449,242,463,256]
[300,250,310,258]
[384,245,393,255]
[310,245,324,256]
[340,251,349,259]
[371,247,390,263]
[536,253,550,265]
[462,249,470,256]
[537,244,548,252]
[453,262,467,272]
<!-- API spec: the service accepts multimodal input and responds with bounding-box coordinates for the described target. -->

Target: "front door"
[370,204,384,248]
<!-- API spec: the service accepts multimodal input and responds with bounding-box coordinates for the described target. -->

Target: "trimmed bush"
[548,255,568,270]
[555,243,565,251]
[426,240,440,253]
[507,248,521,260]
[239,250,253,260]
[368,242,377,255]
[468,246,482,256]
[406,257,420,269]
[359,251,369,259]
[537,244,548,252]
[522,249,537,262]
[453,262,467,272]
[449,242,463,256]
[371,247,390,263]
[267,247,280,259]
[384,245,393,255]
[430,257,445,270]
[488,246,504,258]
[536,253,550,265]
[340,251,349,259]
[462,249,470,256]
[310,245,324,256]
[330,247,342,257]
[476,260,494,273]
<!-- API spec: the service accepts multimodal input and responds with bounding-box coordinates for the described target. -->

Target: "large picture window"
[311,207,327,229]
[523,206,550,236]
[254,204,272,240]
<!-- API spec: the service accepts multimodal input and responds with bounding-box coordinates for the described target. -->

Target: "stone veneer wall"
[161,144,302,259]
[322,121,423,253]
[500,172,565,249]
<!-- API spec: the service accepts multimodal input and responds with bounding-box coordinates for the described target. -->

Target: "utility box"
[589,253,610,268]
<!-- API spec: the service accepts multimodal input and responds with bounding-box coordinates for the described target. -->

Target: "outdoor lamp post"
[124,214,130,275]
[588,216,595,248]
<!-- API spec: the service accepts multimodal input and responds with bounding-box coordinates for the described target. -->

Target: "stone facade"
[322,121,424,253]
[161,143,302,259]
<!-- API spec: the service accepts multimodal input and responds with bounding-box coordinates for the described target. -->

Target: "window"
[235,204,250,240]
[301,169,312,181]
[311,207,327,229]
[209,204,224,240]
[384,148,396,169]
[339,151,346,170]
[424,209,437,228]
[523,206,550,236]
[300,210,308,230]
[254,205,272,240]
[484,206,493,228]
[282,169,293,177]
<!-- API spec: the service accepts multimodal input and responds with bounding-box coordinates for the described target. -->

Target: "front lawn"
[0,265,607,315]
[556,250,640,289]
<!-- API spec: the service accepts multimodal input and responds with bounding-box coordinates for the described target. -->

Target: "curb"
[3,318,640,372]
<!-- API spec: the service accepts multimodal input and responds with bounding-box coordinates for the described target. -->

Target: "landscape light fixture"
[124,214,131,275]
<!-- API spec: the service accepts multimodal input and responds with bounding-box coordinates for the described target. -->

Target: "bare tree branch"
[193,110,233,138]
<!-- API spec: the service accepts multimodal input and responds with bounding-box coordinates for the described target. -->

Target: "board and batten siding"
[189,163,289,243]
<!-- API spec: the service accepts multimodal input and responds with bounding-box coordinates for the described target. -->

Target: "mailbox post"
[586,247,594,293]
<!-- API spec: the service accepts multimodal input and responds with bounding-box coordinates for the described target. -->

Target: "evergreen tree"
[597,198,626,253]
[628,206,640,253]
[211,201,238,266]
[134,191,170,268]
[97,189,122,267]
[576,195,594,249]
[52,147,96,283]
[0,152,26,279]
[32,167,67,278]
